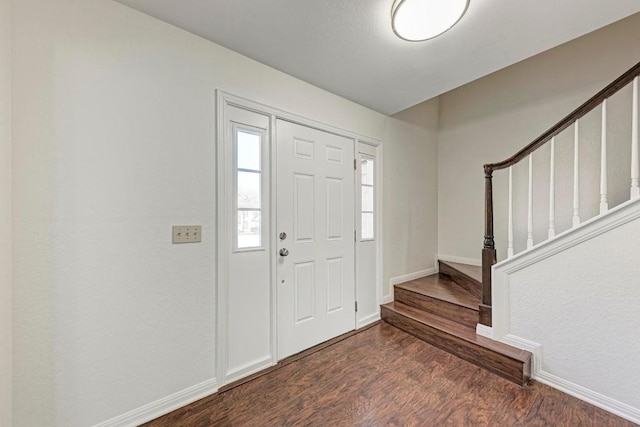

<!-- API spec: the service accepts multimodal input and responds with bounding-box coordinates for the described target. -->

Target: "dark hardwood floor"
[144,323,634,426]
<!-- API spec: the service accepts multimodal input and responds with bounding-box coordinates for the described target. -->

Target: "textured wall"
[0,0,12,425]
[11,0,437,425]
[385,98,440,298]
[435,12,640,261]
[504,210,640,414]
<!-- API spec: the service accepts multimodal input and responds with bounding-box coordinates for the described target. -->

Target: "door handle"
[279,248,289,257]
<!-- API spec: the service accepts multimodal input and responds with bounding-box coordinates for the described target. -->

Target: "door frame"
[215,90,383,387]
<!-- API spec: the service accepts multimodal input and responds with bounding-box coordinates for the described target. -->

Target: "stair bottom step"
[381,302,531,386]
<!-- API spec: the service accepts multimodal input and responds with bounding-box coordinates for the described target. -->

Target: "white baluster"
[632,76,639,199]
[572,120,581,227]
[600,99,608,214]
[507,166,514,258]
[548,138,555,239]
[527,154,534,249]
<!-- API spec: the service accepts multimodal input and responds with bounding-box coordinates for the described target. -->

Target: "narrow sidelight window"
[361,156,375,240]
[236,128,263,249]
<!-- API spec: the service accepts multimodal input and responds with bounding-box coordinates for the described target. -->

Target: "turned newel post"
[481,165,497,326]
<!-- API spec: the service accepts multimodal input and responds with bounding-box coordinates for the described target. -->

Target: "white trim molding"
[381,294,394,304]
[496,334,640,424]
[225,356,274,385]
[534,370,640,424]
[93,378,218,427]
[437,254,481,266]
[500,334,542,375]
[357,312,381,329]
[216,90,384,387]
[383,267,438,304]
[389,267,437,287]
[488,197,640,425]
[475,324,494,339]
[492,197,640,336]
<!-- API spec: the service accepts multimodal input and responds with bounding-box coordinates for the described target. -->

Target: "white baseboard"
[357,312,381,329]
[475,324,494,339]
[496,333,640,425]
[385,268,437,305]
[437,254,481,266]
[389,267,437,287]
[225,356,274,384]
[92,378,218,427]
[381,294,393,304]
[535,370,640,424]
[500,334,542,375]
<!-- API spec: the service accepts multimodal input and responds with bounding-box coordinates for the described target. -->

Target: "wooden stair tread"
[382,301,530,363]
[395,274,479,310]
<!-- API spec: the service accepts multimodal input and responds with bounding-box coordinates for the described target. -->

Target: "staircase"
[381,260,531,386]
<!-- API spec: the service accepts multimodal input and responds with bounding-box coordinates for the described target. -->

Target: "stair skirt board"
[438,260,482,300]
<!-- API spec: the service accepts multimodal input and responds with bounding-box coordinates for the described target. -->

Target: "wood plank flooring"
[144,323,634,426]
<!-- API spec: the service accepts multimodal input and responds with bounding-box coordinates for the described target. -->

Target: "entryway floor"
[144,323,633,426]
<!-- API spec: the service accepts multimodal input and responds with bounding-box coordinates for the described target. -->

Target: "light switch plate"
[172,225,202,243]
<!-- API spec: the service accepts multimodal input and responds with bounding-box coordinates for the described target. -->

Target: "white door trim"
[215,90,382,387]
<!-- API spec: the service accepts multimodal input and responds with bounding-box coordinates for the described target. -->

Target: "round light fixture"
[391,0,469,42]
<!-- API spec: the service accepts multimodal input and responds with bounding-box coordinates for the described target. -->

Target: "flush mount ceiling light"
[391,0,469,42]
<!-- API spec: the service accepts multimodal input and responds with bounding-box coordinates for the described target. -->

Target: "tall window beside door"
[235,127,263,250]
[360,156,375,240]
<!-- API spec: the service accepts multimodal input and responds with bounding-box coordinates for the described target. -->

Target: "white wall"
[385,98,440,300]
[0,0,12,425]
[11,0,437,425]
[492,200,640,423]
[435,12,640,261]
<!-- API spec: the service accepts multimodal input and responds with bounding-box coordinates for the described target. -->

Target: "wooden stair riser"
[394,287,478,329]
[381,305,530,386]
[439,262,482,299]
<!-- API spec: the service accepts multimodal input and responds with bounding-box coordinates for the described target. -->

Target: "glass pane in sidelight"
[361,185,374,212]
[237,131,261,171]
[361,158,374,186]
[361,212,374,240]
[237,210,261,248]
[238,171,261,209]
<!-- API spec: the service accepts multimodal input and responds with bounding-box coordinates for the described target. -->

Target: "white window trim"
[359,153,376,242]
[232,123,266,253]
[216,90,383,388]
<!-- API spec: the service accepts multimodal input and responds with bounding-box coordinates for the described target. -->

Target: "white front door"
[276,120,356,360]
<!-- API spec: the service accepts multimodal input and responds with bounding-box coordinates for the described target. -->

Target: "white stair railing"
[572,120,581,228]
[548,137,556,239]
[632,76,639,200]
[481,61,640,327]
[600,99,608,215]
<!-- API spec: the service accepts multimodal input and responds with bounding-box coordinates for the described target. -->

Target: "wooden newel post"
[481,165,497,327]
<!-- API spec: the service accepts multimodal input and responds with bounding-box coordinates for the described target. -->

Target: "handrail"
[479,59,640,327]
[485,60,640,172]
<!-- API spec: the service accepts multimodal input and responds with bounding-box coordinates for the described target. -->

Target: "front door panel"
[276,120,355,360]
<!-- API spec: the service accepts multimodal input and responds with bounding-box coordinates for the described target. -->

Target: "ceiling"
[114,0,640,115]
